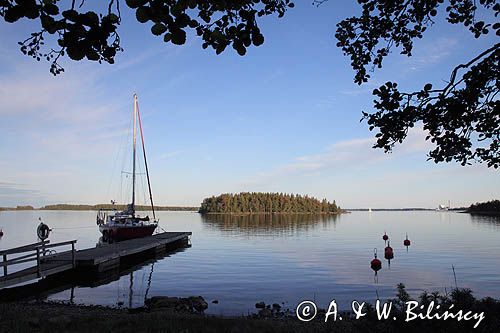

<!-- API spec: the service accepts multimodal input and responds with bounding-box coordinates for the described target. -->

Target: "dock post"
[71,241,76,268]
[36,247,41,278]
[2,254,6,276]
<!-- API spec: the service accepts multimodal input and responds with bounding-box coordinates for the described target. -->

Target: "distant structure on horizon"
[436,200,451,211]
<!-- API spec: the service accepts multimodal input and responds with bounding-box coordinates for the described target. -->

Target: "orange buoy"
[403,233,411,247]
[371,248,382,272]
[382,231,388,242]
[384,241,394,260]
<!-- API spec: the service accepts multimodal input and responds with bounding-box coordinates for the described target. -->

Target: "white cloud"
[0,33,194,206]
[0,181,45,205]
[239,126,434,187]
[315,96,337,109]
[403,37,458,71]
[0,63,133,204]
[0,63,130,154]
[158,150,185,160]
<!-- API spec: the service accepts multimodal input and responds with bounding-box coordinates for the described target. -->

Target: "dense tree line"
[199,192,341,214]
[40,204,198,211]
[468,200,500,213]
[0,204,198,211]
[0,205,34,211]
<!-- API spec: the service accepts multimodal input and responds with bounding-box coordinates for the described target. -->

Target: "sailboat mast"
[132,94,137,214]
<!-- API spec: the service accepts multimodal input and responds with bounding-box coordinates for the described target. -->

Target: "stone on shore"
[255,301,266,309]
[258,308,273,318]
[145,296,208,313]
[189,296,208,312]
[47,315,71,327]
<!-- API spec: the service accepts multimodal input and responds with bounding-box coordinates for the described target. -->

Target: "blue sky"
[0,2,498,208]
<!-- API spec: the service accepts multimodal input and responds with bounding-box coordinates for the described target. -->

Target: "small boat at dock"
[97,94,158,241]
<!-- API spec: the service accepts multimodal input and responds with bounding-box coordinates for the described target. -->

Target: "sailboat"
[96,94,158,241]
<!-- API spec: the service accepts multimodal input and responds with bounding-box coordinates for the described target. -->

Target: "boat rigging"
[96,94,158,241]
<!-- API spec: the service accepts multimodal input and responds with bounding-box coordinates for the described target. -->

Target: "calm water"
[0,210,499,315]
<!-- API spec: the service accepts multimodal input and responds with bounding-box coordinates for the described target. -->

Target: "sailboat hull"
[99,224,157,241]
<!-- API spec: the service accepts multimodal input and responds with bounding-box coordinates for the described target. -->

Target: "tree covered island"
[199,192,343,214]
[467,200,500,216]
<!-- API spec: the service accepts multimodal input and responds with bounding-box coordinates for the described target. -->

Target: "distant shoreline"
[0,204,199,212]
[347,208,435,211]
[3,206,499,216]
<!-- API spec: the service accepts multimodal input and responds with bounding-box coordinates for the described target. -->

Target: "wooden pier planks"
[0,232,191,289]
[76,232,190,266]
[0,261,74,289]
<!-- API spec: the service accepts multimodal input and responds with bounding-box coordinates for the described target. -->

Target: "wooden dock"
[0,232,191,289]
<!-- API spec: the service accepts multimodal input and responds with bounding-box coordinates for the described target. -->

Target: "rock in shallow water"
[145,296,182,309]
[145,296,208,313]
[189,296,208,312]
[258,308,273,318]
[255,301,266,309]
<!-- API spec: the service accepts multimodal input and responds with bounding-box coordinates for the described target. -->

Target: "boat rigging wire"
[136,101,156,221]
[51,226,96,230]
[106,106,133,202]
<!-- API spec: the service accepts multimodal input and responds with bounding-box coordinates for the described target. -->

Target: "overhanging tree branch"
[336,0,500,168]
[0,0,295,75]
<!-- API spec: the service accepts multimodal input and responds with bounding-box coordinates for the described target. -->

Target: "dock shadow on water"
[0,237,191,304]
[201,213,341,236]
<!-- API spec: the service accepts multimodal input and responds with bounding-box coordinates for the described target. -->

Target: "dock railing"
[0,240,77,278]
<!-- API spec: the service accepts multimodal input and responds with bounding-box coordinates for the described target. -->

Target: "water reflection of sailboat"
[144,262,154,302]
[117,259,157,308]
[128,272,134,307]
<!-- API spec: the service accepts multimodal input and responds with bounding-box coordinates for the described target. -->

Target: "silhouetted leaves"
[334,0,500,168]
[0,0,294,75]
[363,46,499,168]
